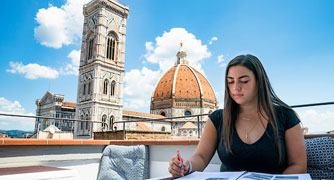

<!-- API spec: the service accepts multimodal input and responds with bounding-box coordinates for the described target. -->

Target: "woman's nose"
[233,82,241,91]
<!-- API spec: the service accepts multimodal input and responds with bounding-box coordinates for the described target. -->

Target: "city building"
[34,125,73,139]
[35,91,76,133]
[150,44,218,137]
[34,92,170,139]
[75,0,129,139]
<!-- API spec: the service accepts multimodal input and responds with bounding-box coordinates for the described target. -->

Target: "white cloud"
[34,0,90,48]
[68,49,80,67]
[59,50,80,75]
[123,67,161,109]
[217,55,224,63]
[217,54,227,67]
[296,109,334,133]
[209,36,218,45]
[145,42,154,52]
[7,49,80,79]
[0,98,24,113]
[0,97,35,131]
[6,61,59,79]
[144,28,211,73]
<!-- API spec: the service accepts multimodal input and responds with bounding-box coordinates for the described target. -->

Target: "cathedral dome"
[152,64,217,102]
[150,43,217,115]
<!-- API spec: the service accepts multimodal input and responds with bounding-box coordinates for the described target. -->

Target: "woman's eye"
[241,80,249,84]
[228,81,234,84]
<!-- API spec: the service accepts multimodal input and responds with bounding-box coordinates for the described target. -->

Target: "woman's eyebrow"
[238,75,250,79]
[227,75,250,79]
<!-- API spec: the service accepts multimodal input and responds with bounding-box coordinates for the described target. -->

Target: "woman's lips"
[233,94,243,98]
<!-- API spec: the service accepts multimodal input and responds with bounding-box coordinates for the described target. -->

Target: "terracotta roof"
[180,122,197,129]
[192,68,217,101]
[122,110,165,119]
[174,65,201,99]
[136,122,152,131]
[152,64,217,102]
[152,66,176,100]
[62,102,76,107]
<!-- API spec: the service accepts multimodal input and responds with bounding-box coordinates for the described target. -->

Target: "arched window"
[88,82,91,95]
[111,81,116,96]
[106,32,118,61]
[85,114,89,130]
[160,111,166,117]
[109,115,114,131]
[87,38,94,60]
[102,114,107,129]
[83,83,86,96]
[80,115,84,130]
[185,111,191,116]
[161,126,165,131]
[103,79,108,95]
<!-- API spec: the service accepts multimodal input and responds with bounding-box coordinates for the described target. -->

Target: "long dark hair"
[223,54,290,163]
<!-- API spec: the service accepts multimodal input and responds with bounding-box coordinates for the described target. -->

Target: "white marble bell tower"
[75,0,129,138]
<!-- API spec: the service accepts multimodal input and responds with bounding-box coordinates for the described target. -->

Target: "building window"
[160,111,166,117]
[102,114,107,129]
[109,116,114,131]
[83,83,86,96]
[185,111,191,116]
[88,82,91,95]
[111,81,116,96]
[80,115,84,130]
[87,38,94,60]
[85,114,89,130]
[103,79,108,95]
[106,32,118,61]
[161,126,165,131]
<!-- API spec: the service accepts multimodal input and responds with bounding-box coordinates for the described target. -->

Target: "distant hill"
[0,129,34,138]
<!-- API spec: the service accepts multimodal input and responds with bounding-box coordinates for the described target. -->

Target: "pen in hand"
[177,150,185,176]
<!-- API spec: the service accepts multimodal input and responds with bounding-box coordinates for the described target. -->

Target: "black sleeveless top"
[209,105,300,174]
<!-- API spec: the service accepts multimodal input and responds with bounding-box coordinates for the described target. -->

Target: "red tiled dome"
[152,64,217,102]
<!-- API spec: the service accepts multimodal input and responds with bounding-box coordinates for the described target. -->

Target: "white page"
[177,171,246,180]
[238,172,312,180]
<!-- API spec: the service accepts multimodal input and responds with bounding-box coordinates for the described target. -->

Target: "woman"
[168,54,307,177]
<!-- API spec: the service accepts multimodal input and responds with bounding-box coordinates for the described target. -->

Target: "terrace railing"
[0,101,333,139]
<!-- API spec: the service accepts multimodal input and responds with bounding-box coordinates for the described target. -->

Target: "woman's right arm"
[169,118,218,177]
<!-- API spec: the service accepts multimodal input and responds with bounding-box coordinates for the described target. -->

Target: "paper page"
[177,171,246,180]
[238,172,312,180]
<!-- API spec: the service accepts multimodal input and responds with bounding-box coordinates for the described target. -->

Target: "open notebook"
[177,171,311,180]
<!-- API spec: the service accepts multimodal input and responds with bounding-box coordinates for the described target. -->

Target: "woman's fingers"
[183,159,189,173]
[168,156,184,177]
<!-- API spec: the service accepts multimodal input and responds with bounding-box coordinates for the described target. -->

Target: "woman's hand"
[168,156,189,177]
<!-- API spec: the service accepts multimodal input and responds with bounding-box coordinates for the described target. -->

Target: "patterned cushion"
[97,145,149,180]
[305,137,334,179]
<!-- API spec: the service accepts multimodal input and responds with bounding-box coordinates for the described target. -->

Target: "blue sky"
[0,0,333,133]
